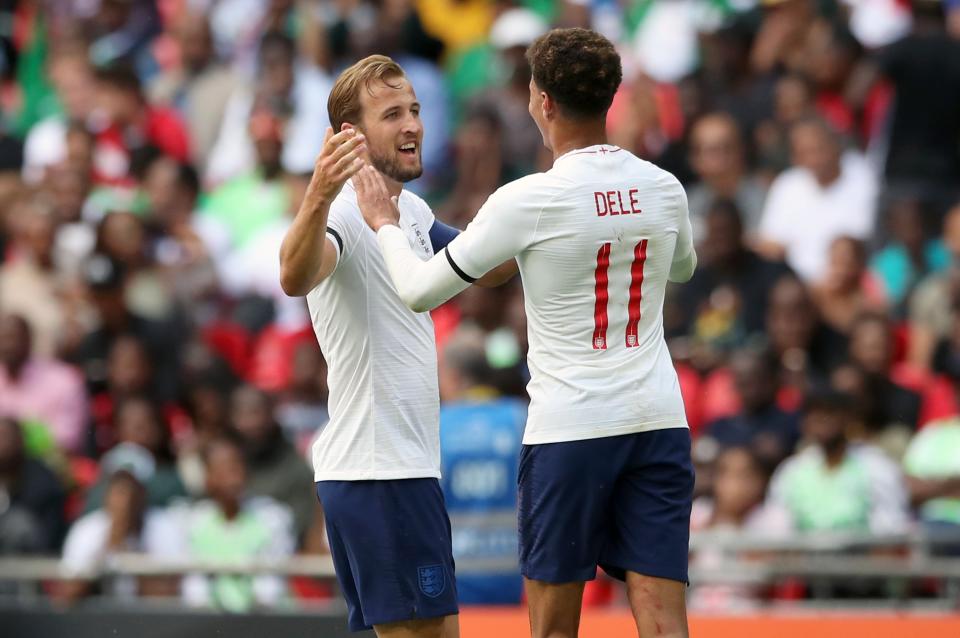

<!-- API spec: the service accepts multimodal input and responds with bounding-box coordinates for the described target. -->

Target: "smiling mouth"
[398,142,418,157]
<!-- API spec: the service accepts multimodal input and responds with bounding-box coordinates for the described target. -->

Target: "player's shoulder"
[634,158,685,195]
[331,181,360,213]
[398,188,435,223]
[489,171,568,206]
[327,182,366,233]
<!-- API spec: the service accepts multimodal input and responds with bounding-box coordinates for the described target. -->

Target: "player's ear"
[541,92,555,121]
[341,122,355,134]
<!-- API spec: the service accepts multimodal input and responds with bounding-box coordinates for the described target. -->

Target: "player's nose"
[401,113,422,137]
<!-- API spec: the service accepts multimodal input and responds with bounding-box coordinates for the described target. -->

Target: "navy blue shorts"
[316,478,459,632]
[518,427,694,584]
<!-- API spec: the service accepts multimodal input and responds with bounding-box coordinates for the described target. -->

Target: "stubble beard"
[369,148,423,184]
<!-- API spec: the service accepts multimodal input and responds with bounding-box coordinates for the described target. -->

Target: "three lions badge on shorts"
[418,565,445,598]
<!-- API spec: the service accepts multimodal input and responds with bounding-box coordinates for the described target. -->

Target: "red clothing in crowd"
[93,106,191,185]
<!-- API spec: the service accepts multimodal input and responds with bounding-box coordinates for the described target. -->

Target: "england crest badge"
[418,565,445,598]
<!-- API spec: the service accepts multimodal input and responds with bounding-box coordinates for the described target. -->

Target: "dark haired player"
[355,28,696,638]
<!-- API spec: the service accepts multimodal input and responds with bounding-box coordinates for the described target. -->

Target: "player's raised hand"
[308,126,367,203]
[354,165,401,232]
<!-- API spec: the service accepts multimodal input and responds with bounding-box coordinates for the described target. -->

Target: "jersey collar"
[554,144,622,165]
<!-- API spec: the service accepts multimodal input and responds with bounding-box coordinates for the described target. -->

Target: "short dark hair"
[94,64,143,99]
[328,55,406,132]
[175,162,201,198]
[201,433,245,467]
[258,31,296,66]
[526,28,622,120]
[803,387,857,416]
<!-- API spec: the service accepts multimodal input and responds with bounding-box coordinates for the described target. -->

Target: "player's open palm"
[354,165,401,232]
[310,126,367,203]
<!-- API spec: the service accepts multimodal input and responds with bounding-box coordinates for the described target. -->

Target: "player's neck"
[383,174,403,199]
[549,119,609,161]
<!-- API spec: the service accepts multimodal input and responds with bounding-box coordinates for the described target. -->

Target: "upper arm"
[309,201,363,288]
[671,183,693,260]
[429,210,518,287]
[669,181,697,283]
[445,181,541,282]
[428,219,461,253]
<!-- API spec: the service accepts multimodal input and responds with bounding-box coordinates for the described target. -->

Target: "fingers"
[322,126,333,147]
[352,163,370,194]
[326,132,366,165]
[322,128,361,156]
[362,166,389,199]
[331,150,364,176]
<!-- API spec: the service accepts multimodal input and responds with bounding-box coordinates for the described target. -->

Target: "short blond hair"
[328,55,406,132]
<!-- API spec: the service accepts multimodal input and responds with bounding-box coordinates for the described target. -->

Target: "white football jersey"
[446,145,691,444]
[308,180,441,480]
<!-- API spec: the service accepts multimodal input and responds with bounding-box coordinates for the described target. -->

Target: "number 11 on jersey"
[592,239,649,350]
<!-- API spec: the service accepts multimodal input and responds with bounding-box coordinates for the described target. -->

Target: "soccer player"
[354,29,697,638]
[279,56,512,637]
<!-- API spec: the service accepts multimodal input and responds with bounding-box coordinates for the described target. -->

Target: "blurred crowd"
[0,0,959,613]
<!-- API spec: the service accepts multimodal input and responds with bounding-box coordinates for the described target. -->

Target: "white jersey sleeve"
[375,177,540,312]
[669,181,697,283]
[325,194,365,269]
[445,177,542,280]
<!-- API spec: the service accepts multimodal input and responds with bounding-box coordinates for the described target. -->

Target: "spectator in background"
[811,236,886,335]
[764,275,847,391]
[703,347,801,470]
[436,106,512,228]
[90,64,190,185]
[229,385,314,542]
[148,11,241,168]
[83,396,187,513]
[88,334,159,453]
[752,73,816,179]
[203,106,292,252]
[438,327,525,605]
[686,113,767,240]
[902,414,960,548]
[802,19,863,136]
[670,199,791,353]
[82,0,162,71]
[846,312,921,433]
[213,145,311,332]
[0,417,66,554]
[767,389,910,534]
[143,156,229,260]
[60,445,182,602]
[751,0,818,76]
[757,117,877,282]
[870,198,949,317]
[22,42,96,185]
[864,0,960,217]
[688,445,790,611]
[275,342,328,455]
[909,203,960,368]
[0,314,87,455]
[68,255,180,403]
[206,31,331,183]
[174,340,238,496]
[468,8,548,177]
[0,197,67,356]
[48,160,97,276]
[96,211,176,322]
[182,436,294,612]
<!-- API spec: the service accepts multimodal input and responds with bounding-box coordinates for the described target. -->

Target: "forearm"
[908,476,960,506]
[475,258,518,287]
[377,225,470,312]
[280,188,332,296]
